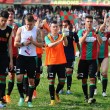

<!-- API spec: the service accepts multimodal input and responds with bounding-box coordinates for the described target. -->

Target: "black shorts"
[78,60,97,79]
[47,64,66,79]
[16,55,36,78]
[0,54,9,75]
[9,56,17,73]
[35,57,43,74]
[66,59,74,69]
[98,58,104,65]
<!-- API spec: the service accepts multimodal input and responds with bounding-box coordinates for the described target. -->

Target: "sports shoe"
[59,89,64,94]
[102,92,107,97]
[55,93,61,103]
[28,102,33,108]
[0,101,6,108]
[66,90,72,94]
[2,99,7,107]
[0,103,5,108]
[25,96,29,102]
[18,98,24,106]
[88,98,96,104]
[94,89,97,95]
[6,95,10,103]
[32,90,37,99]
[49,100,55,106]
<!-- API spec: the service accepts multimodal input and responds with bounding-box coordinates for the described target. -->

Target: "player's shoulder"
[78,29,85,34]
[14,22,22,27]
[6,25,12,31]
[79,29,85,32]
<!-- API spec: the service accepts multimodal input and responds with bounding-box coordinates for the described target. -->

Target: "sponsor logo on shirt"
[85,37,96,42]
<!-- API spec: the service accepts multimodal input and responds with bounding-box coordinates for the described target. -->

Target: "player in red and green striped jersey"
[78,29,98,60]
[77,15,102,104]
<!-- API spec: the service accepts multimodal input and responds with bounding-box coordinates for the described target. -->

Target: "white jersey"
[19,26,37,56]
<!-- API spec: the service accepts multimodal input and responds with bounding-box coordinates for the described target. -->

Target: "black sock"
[56,84,64,94]
[0,76,6,101]
[23,77,28,96]
[95,77,97,89]
[82,84,88,99]
[0,83,2,101]
[7,81,14,96]
[97,71,101,80]
[35,78,40,89]
[89,85,95,98]
[49,85,55,100]
[28,86,35,102]
[102,79,108,92]
[17,82,24,98]
[67,76,72,90]
[2,83,6,98]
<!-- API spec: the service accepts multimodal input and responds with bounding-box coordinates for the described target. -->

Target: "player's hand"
[23,39,31,46]
[86,28,91,34]
[29,36,34,42]
[9,60,13,71]
[62,28,69,37]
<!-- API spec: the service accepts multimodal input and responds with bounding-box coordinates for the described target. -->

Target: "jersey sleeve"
[45,36,51,45]
[78,29,83,38]
[16,22,22,27]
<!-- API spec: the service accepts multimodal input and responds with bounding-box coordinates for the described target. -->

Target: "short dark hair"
[50,20,57,24]
[25,13,34,22]
[85,15,93,20]
[0,10,9,19]
[63,20,71,25]
[7,8,14,14]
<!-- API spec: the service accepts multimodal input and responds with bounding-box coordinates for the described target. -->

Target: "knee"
[9,73,15,80]
[66,70,73,76]
[82,79,87,84]
[59,78,65,85]
[48,78,55,85]
[102,73,108,78]
[35,73,40,79]
[29,78,35,86]
[17,75,23,82]
[90,78,95,84]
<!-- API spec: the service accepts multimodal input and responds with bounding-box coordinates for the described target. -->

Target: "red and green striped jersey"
[98,32,110,58]
[78,29,98,60]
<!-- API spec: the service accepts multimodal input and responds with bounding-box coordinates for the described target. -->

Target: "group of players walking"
[0,8,109,108]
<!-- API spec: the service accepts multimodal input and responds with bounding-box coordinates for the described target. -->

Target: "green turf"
[4,56,110,110]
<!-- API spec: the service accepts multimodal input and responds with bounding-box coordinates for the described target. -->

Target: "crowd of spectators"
[1,5,110,32]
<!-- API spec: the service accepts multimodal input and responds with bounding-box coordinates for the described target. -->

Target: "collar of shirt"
[50,34,58,41]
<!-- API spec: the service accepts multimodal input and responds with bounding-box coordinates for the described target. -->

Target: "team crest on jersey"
[6,33,9,38]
